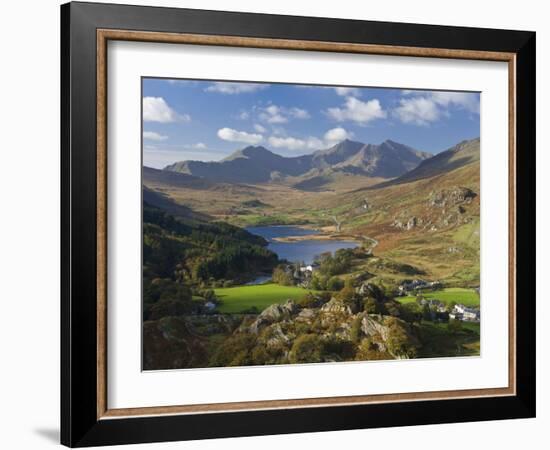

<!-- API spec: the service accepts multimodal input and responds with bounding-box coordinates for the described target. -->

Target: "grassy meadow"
[214,283,315,313]
[398,287,480,307]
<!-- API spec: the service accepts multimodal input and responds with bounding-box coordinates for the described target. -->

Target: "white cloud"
[268,136,322,151]
[143,131,168,141]
[289,107,310,119]
[266,127,353,152]
[258,104,310,124]
[393,91,479,125]
[205,82,267,94]
[393,97,441,126]
[143,97,190,123]
[430,91,480,114]
[334,87,361,97]
[326,97,386,125]
[260,105,287,124]
[324,127,353,144]
[253,124,267,133]
[217,127,263,145]
[191,142,207,149]
[236,111,250,120]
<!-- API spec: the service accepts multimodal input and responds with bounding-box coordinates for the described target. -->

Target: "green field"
[214,283,313,313]
[398,287,480,307]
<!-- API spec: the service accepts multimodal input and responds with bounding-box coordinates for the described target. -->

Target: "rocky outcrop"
[263,323,292,348]
[391,216,421,230]
[390,185,478,232]
[361,315,392,343]
[357,282,385,301]
[428,186,477,208]
[360,314,419,358]
[321,298,353,315]
[247,299,298,334]
[296,308,317,322]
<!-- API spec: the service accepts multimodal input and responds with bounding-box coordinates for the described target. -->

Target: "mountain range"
[163,139,433,184]
[374,138,480,188]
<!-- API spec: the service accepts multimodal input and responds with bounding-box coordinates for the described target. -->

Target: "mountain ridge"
[163,139,433,184]
[369,137,480,188]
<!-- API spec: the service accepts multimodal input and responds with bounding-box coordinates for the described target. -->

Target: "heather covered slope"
[325,160,480,285]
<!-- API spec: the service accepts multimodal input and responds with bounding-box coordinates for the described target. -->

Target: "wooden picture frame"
[61,1,535,447]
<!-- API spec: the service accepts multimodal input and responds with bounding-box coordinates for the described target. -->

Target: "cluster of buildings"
[397,279,443,296]
[276,262,320,288]
[401,280,480,322]
[416,298,480,322]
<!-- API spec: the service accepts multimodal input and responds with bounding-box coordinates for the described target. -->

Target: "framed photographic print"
[61,1,536,447]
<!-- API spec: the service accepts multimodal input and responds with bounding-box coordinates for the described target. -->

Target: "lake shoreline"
[271,233,362,243]
[245,225,361,266]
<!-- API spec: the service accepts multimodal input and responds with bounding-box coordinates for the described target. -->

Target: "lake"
[246,225,359,266]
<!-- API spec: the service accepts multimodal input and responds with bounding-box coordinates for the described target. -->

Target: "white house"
[452,304,480,322]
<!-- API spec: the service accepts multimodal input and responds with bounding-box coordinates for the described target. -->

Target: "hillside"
[143,199,278,283]
[375,138,479,187]
[143,166,216,190]
[321,158,480,285]
[142,186,210,221]
[163,139,432,185]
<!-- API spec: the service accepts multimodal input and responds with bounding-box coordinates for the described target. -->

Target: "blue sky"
[142,78,480,169]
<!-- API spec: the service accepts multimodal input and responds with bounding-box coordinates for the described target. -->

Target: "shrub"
[350,316,363,343]
[363,297,378,314]
[209,333,257,367]
[384,317,418,358]
[289,334,324,364]
[355,338,391,361]
[299,292,318,308]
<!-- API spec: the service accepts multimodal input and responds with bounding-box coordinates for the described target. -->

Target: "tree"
[326,276,344,291]
[399,302,422,324]
[272,265,294,286]
[143,278,193,320]
[422,304,432,321]
[310,273,328,290]
[148,299,192,320]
